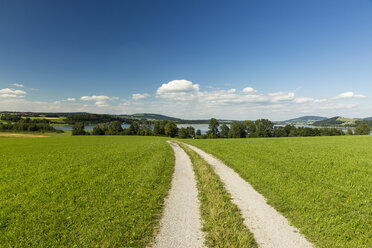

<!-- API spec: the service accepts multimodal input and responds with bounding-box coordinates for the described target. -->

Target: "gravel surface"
[152,142,205,248]
[183,143,314,248]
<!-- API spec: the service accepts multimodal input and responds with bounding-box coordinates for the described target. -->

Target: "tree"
[72,122,86,135]
[159,120,168,135]
[274,126,287,137]
[196,129,202,136]
[107,121,123,135]
[347,129,353,135]
[355,121,370,135]
[228,121,245,138]
[129,121,140,135]
[139,121,151,136]
[153,121,161,136]
[178,127,189,139]
[207,118,219,138]
[243,120,256,137]
[165,121,178,137]
[219,124,230,138]
[255,119,274,137]
[92,123,108,135]
[186,126,195,138]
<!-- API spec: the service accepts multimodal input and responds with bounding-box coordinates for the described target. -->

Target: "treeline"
[72,118,371,138]
[205,119,347,138]
[1,115,22,122]
[0,115,60,133]
[0,122,59,133]
[72,120,180,136]
[66,113,126,124]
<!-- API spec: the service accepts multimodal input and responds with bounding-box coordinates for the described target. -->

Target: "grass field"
[0,136,174,247]
[183,136,372,248]
[23,116,67,124]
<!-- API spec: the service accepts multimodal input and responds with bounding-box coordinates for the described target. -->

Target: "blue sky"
[1,0,372,120]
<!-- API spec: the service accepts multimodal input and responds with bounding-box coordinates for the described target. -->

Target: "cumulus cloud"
[0,88,27,95]
[132,93,150,101]
[0,93,19,98]
[333,91,367,99]
[293,97,314,103]
[55,97,76,104]
[11,83,24,88]
[156,80,200,100]
[0,88,27,98]
[242,87,256,93]
[80,95,119,107]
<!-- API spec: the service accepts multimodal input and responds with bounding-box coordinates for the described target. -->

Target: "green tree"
[186,126,195,138]
[243,120,256,137]
[165,122,178,137]
[219,124,230,138]
[178,127,189,139]
[129,121,140,135]
[207,118,219,138]
[274,126,288,137]
[139,121,152,136]
[153,121,161,136]
[228,121,245,138]
[196,129,202,136]
[92,123,108,135]
[355,121,371,135]
[254,119,274,137]
[107,121,123,135]
[347,129,353,135]
[72,122,86,135]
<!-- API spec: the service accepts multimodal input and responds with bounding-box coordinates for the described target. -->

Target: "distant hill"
[126,113,182,121]
[284,116,327,123]
[275,116,327,125]
[312,116,358,127]
[124,113,233,124]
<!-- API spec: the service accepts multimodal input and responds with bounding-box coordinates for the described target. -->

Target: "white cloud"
[0,88,27,95]
[80,95,119,108]
[156,80,200,100]
[293,97,314,103]
[132,93,150,101]
[0,94,19,98]
[333,91,367,99]
[0,88,27,99]
[227,88,236,93]
[95,101,109,107]
[242,87,256,93]
[11,83,24,88]
[55,97,76,103]
[268,92,295,102]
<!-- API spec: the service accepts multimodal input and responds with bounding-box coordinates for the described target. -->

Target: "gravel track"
[183,143,314,248]
[152,142,205,248]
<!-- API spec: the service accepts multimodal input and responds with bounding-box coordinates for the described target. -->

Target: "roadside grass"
[183,136,372,248]
[0,136,174,247]
[179,143,257,248]
[0,132,48,138]
[0,130,71,138]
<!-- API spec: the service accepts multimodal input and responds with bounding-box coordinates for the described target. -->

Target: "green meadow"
[0,136,174,247]
[183,136,372,248]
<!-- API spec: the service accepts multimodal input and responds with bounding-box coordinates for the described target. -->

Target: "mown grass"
[0,136,174,247]
[183,136,372,248]
[179,143,257,248]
